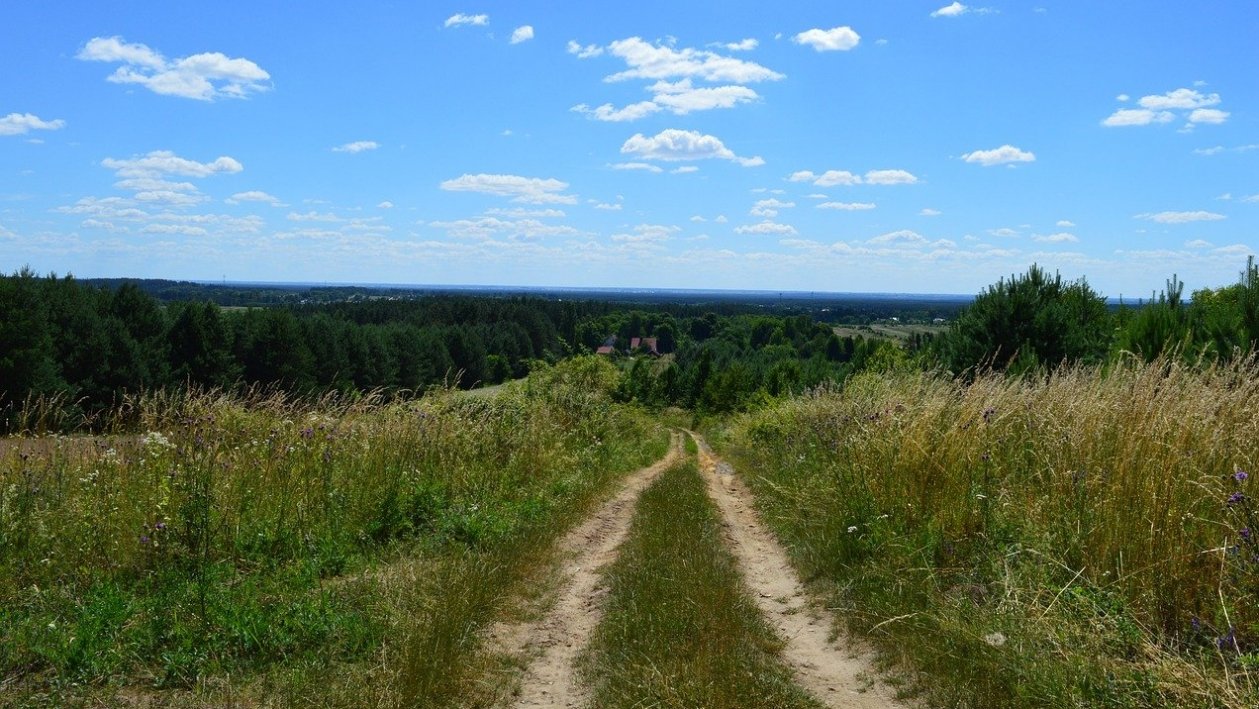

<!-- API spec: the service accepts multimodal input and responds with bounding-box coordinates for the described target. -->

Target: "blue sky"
[2,2,1256,296]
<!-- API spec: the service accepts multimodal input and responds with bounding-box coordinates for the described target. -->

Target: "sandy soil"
[689,431,903,709]
[487,432,684,709]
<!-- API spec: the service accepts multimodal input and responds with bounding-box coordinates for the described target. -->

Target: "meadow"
[718,356,1259,708]
[0,357,666,706]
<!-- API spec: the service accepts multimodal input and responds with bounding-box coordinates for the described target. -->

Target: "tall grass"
[0,356,666,705]
[720,357,1259,708]
[580,459,820,708]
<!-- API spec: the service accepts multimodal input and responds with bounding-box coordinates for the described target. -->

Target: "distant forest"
[4,260,1259,430]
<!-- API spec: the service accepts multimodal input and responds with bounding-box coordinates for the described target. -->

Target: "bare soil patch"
[486,432,683,708]
[689,431,903,709]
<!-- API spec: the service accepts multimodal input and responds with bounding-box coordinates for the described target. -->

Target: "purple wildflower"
[1242,527,1253,542]
[1235,470,1249,483]
[139,534,150,545]
[301,427,314,440]
[154,521,167,532]
[1229,491,1246,506]
[1190,616,1201,633]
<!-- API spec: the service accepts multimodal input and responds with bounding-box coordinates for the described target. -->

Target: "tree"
[937,264,1110,374]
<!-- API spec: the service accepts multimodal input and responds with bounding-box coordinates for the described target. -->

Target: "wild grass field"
[0,357,667,706]
[718,357,1259,708]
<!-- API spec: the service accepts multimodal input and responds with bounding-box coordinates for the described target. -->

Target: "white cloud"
[440,173,577,204]
[142,223,207,236]
[78,36,270,101]
[735,220,797,235]
[790,168,917,186]
[1056,219,1076,227]
[566,40,604,58]
[807,193,829,199]
[288,211,343,222]
[377,200,394,209]
[1105,88,1228,128]
[920,208,942,216]
[865,168,919,184]
[227,190,283,206]
[1139,88,1220,110]
[690,215,706,222]
[1244,194,1259,204]
[931,2,968,17]
[1194,146,1225,156]
[610,223,680,245]
[649,79,760,114]
[486,207,566,218]
[620,128,763,166]
[792,26,861,52]
[572,101,661,121]
[815,170,862,186]
[1189,108,1229,125]
[602,37,784,83]
[332,140,379,153]
[103,150,243,178]
[593,202,622,211]
[672,165,699,174]
[610,162,664,173]
[1185,239,1212,249]
[510,26,534,44]
[428,217,580,241]
[961,145,1035,166]
[1135,210,1226,224]
[724,38,758,51]
[751,198,795,217]
[868,229,927,245]
[1116,93,1130,102]
[819,201,876,211]
[989,227,1020,237]
[1032,232,1078,243]
[0,113,66,136]
[714,215,728,223]
[445,13,489,28]
[1102,108,1175,127]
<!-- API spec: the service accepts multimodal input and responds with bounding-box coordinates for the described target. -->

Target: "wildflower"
[139,534,150,545]
[1235,470,1249,483]
[154,521,167,532]
[847,526,858,533]
[1242,528,1252,542]
[1228,491,1246,506]
[982,407,996,424]
[984,631,1007,647]
[301,427,314,440]
[1190,616,1201,633]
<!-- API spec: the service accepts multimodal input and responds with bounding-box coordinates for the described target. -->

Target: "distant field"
[832,322,949,341]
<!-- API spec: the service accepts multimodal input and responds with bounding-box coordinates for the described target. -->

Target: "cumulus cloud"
[600,37,784,83]
[789,168,918,186]
[961,145,1035,166]
[751,198,795,217]
[226,190,283,206]
[78,36,271,101]
[865,169,919,184]
[819,202,876,211]
[723,38,758,51]
[620,128,763,166]
[377,201,394,209]
[566,40,604,58]
[510,26,534,44]
[445,13,488,28]
[1056,219,1076,227]
[610,223,679,245]
[672,165,699,174]
[439,173,577,204]
[735,220,797,235]
[1032,232,1078,243]
[572,101,661,122]
[920,208,942,216]
[792,26,861,52]
[1135,210,1226,224]
[931,2,968,16]
[868,229,927,245]
[1102,108,1175,127]
[103,150,243,178]
[0,113,66,136]
[332,140,379,153]
[1104,88,1228,128]
[610,162,664,173]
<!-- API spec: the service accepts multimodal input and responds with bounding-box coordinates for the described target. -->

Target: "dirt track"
[489,432,683,708]
[689,431,900,709]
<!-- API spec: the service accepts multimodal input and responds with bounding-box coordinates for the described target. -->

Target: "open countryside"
[3,3,1259,708]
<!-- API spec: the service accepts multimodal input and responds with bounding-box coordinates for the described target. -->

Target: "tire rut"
[688,430,903,709]
[488,432,683,709]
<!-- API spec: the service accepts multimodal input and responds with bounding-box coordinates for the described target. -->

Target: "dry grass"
[720,356,1259,708]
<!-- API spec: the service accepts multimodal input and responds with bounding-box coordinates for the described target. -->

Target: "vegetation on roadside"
[580,458,820,709]
[0,357,666,706]
[718,359,1259,708]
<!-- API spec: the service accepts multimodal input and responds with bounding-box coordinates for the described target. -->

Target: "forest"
[4,260,1259,430]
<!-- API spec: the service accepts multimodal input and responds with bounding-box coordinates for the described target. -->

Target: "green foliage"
[937,264,1110,374]
[581,460,819,708]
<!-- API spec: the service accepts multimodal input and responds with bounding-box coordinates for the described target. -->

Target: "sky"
[1,1,1256,296]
